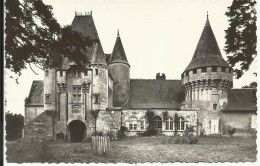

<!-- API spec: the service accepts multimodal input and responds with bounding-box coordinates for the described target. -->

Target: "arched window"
[129,117,137,131]
[152,116,162,129]
[139,116,147,130]
[166,117,174,130]
[177,117,185,131]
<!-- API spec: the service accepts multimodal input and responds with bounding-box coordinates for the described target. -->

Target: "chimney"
[162,73,166,80]
[156,73,166,80]
[156,73,160,80]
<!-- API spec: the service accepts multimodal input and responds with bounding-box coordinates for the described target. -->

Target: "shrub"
[107,131,117,140]
[56,132,65,141]
[143,126,157,136]
[227,127,236,137]
[187,134,199,144]
[117,126,128,139]
[82,136,92,143]
[163,134,199,144]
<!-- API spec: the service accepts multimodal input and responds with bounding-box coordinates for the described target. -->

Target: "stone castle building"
[24,12,257,142]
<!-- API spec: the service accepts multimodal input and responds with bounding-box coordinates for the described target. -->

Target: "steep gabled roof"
[91,42,107,65]
[223,89,257,112]
[71,14,99,40]
[184,16,229,72]
[26,81,44,106]
[122,79,185,109]
[109,31,129,66]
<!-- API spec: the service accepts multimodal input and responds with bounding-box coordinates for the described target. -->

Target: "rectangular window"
[202,67,207,72]
[141,121,144,130]
[134,124,137,130]
[95,69,98,75]
[45,70,49,77]
[170,121,173,130]
[213,104,217,110]
[72,86,82,103]
[85,70,88,76]
[94,94,99,104]
[45,94,51,104]
[229,68,232,74]
[129,124,133,130]
[60,70,63,76]
[212,67,217,72]
[193,69,197,74]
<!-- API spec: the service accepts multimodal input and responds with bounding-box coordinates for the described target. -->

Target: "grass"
[6,136,256,163]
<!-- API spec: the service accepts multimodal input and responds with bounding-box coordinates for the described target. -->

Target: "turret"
[181,14,233,135]
[90,42,109,111]
[108,30,130,107]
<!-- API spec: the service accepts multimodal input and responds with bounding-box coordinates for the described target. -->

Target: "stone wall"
[24,106,44,125]
[121,109,197,136]
[23,111,54,142]
[108,63,130,107]
[44,68,57,111]
[220,112,256,136]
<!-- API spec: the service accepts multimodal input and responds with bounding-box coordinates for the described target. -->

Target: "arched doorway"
[68,120,86,142]
[151,116,162,133]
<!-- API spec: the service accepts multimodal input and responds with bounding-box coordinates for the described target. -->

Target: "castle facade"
[24,12,257,142]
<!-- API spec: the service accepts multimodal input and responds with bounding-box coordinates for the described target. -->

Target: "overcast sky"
[5,0,257,115]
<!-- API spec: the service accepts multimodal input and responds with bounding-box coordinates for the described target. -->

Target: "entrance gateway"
[67,120,86,142]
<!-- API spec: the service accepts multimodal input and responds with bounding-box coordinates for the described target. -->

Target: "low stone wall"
[23,111,54,142]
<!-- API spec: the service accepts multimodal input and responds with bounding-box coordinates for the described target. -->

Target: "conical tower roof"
[184,15,229,72]
[91,42,107,65]
[109,30,130,66]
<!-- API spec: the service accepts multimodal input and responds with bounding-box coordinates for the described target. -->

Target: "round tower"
[108,30,130,107]
[181,15,233,135]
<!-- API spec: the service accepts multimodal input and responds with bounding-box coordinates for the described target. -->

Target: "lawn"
[6,136,256,163]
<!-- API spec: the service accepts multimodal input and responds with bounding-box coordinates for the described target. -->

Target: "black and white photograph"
[3,0,258,164]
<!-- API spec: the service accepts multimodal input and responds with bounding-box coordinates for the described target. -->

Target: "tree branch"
[29,63,39,75]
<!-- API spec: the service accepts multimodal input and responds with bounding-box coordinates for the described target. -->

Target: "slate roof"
[122,79,185,109]
[26,81,44,106]
[109,32,129,66]
[184,17,229,72]
[71,15,99,40]
[105,54,111,63]
[224,89,257,112]
[91,42,107,65]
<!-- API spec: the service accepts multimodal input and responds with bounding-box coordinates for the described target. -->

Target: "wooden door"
[210,118,219,134]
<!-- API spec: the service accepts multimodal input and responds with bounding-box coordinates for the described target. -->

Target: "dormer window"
[202,67,206,73]
[212,67,217,72]
[74,70,81,78]
[221,67,226,72]
[193,69,197,74]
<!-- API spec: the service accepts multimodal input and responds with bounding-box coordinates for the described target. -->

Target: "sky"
[5,0,257,115]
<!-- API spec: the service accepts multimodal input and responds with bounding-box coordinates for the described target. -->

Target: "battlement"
[75,11,92,16]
